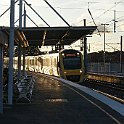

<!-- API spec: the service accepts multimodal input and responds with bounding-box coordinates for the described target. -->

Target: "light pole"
[101,23,109,73]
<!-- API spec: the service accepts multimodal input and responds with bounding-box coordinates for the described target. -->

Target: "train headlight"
[62,53,64,56]
[80,70,82,73]
[77,53,80,56]
[64,71,67,74]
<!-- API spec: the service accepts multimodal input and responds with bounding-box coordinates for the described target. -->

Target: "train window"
[63,57,81,70]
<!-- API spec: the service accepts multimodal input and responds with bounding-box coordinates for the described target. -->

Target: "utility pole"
[101,23,109,73]
[113,10,118,32]
[120,36,123,73]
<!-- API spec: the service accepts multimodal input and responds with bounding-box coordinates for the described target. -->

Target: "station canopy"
[1,26,97,47]
[21,26,96,46]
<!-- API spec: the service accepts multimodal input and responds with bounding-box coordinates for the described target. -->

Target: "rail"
[83,72,124,103]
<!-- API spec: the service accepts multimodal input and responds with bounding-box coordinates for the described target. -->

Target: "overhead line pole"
[101,23,109,73]
[44,0,70,27]
[114,10,116,32]
[23,0,50,27]
[120,36,122,73]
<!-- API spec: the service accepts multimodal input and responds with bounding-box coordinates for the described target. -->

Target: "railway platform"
[0,72,124,124]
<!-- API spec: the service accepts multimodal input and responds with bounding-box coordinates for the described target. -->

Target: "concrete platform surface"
[0,72,124,124]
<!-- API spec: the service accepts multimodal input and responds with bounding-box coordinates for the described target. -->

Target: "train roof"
[0,26,97,47]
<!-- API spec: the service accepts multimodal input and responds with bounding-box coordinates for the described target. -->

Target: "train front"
[58,49,84,82]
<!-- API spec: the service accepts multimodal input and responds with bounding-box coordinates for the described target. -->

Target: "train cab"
[58,49,84,82]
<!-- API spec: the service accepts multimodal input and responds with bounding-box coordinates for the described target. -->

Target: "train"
[57,49,85,82]
[4,49,85,82]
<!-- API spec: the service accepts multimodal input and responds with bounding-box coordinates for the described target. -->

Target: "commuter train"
[4,49,85,82]
[57,49,85,82]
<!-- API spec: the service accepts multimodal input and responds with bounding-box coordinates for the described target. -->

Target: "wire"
[94,1,123,20]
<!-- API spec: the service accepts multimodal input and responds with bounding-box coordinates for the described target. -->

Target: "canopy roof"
[21,26,97,46]
[0,26,97,47]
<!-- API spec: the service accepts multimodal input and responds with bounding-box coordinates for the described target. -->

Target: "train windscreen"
[62,52,82,70]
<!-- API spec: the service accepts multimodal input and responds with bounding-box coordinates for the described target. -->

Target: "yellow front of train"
[58,49,85,83]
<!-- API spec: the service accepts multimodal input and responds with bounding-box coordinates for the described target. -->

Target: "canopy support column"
[84,37,87,74]
[0,45,3,113]
[18,0,23,81]
[8,0,15,105]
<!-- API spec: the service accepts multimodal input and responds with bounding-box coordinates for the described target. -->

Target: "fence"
[88,63,124,75]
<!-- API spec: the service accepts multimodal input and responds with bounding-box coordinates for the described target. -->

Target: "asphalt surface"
[0,72,124,124]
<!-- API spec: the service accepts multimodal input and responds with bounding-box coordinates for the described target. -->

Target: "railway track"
[46,72,124,104]
[80,76,124,104]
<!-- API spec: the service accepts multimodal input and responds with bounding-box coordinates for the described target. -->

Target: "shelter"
[0,26,97,47]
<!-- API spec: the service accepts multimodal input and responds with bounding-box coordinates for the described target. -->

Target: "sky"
[0,0,124,52]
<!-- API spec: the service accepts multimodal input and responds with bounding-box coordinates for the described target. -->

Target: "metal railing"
[16,75,35,103]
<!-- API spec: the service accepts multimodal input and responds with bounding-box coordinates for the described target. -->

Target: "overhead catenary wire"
[94,1,123,20]
[0,1,123,28]
[87,1,124,34]
[87,1,123,31]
